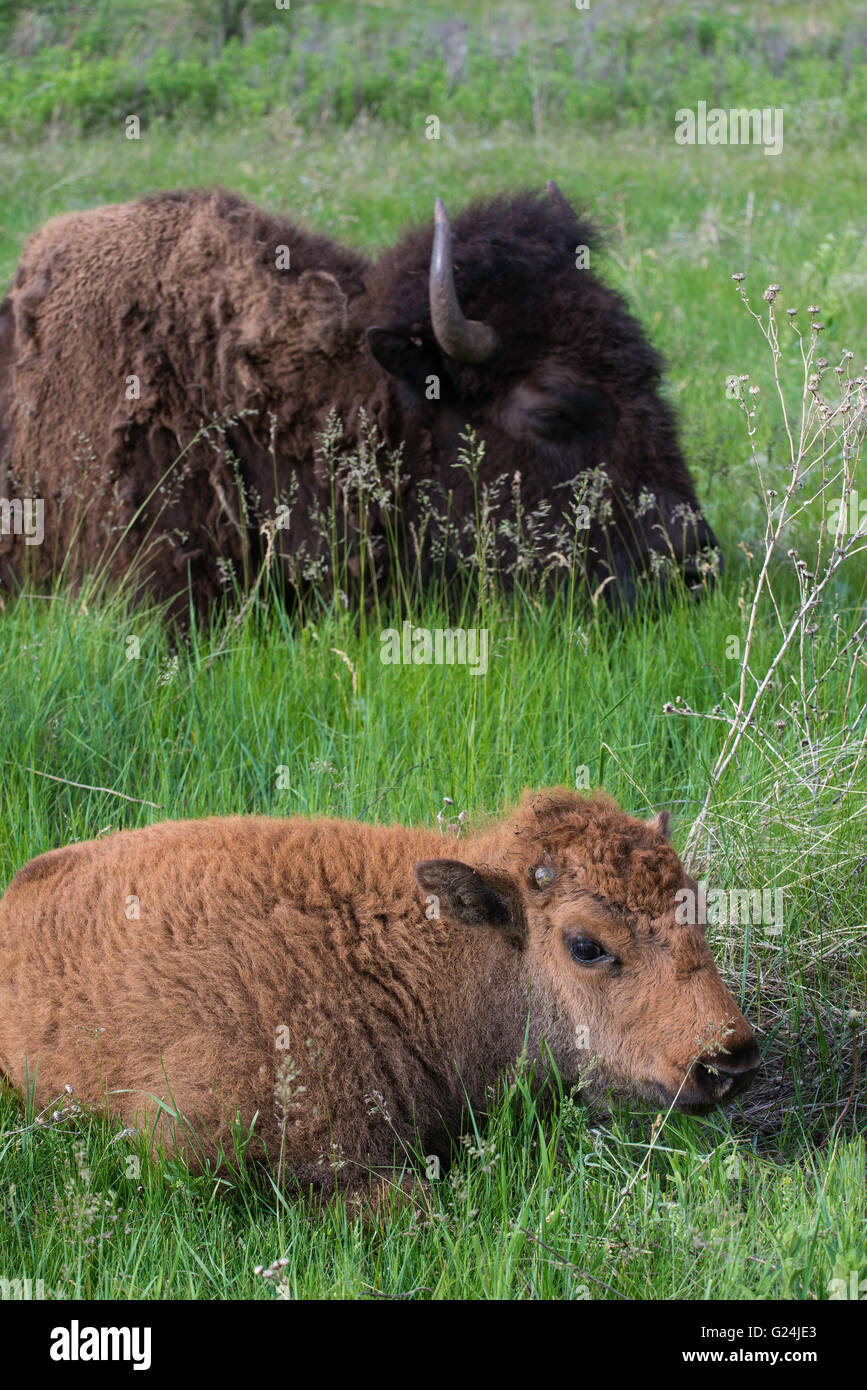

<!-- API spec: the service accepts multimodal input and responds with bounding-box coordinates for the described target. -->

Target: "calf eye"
[568,937,611,965]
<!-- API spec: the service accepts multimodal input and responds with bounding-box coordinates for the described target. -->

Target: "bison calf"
[0,791,758,1196]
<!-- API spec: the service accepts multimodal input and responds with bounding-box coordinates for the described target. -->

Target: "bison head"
[415,791,758,1114]
[365,186,720,602]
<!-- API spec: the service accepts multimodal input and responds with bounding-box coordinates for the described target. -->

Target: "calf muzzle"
[673,1038,761,1115]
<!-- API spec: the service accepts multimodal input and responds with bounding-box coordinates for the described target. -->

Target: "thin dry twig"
[671,284,867,867]
[10,763,163,809]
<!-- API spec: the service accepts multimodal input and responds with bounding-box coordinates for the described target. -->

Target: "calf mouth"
[670,1053,761,1116]
[629,1042,761,1116]
[583,1042,760,1116]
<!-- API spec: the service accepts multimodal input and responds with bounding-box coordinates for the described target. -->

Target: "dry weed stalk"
[667,277,867,867]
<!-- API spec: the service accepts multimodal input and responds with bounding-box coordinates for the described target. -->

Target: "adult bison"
[0,790,757,1200]
[0,184,719,615]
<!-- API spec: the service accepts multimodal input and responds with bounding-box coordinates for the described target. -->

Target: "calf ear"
[366,327,443,394]
[647,810,671,839]
[414,859,524,938]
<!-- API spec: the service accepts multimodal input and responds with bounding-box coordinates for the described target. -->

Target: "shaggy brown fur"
[0,187,719,616]
[0,790,757,1196]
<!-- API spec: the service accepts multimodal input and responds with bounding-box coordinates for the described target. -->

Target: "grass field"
[0,0,864,1301]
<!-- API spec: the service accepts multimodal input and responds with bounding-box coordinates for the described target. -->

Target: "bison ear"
[414,859,524,940]
[296,270,348,355]
[366,327,443,394]
[647,810,671,839]
[242,271,349,356]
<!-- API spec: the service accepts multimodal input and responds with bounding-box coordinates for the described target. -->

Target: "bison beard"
[0,184,720,617]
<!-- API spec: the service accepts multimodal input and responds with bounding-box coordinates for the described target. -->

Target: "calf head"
[416,791,758,1114]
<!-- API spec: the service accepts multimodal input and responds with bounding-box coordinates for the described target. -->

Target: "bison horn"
[546,179,574,216]
[429,197,499,365]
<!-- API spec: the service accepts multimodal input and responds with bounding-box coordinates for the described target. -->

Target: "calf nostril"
[727,1040,761,1074]
[695,1062,725,1090]
[694,1046,760,1100]
[699,1040,760,1077]
[674,1041,760,1112]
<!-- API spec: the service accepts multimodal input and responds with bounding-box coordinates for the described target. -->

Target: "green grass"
[2,1061,864,1299]
[0,0,865,1301]
[0,560,863,1298]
